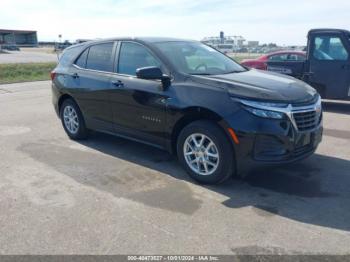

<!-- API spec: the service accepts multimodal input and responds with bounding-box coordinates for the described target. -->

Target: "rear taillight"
[50,71,56,80]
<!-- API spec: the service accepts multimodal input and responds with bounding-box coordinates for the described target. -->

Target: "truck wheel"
[60,98,88,140]
[177,120,235,184]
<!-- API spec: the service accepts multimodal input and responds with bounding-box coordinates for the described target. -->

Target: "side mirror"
[136,66,162,80]
[136,66,171,90]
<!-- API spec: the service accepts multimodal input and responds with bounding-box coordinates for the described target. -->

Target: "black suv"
[51,37,323,184]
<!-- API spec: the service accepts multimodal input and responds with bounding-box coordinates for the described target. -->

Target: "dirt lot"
[0,81,349,255]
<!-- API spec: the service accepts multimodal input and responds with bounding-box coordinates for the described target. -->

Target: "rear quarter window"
[75,48,89,68]
[58,46,82,67]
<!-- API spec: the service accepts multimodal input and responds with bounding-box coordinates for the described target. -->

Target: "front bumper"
[223,108,323,176]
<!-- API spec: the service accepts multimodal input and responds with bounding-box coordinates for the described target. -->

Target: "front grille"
[293,110,318,131]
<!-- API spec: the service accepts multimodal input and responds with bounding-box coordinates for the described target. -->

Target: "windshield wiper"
[223,70,245,74]
[190,73,213,75]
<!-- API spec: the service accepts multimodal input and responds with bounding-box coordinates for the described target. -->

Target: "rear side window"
[288,54,298,61]
[287,54,306,61]
[268,54,288,61]
[75,48,89,68]
[86,43,114,72]
[118,42,161,76]
[296,54,306,61]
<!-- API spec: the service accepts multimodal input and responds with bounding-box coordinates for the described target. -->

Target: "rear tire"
[60,98,88,140]
[177,120,236,184]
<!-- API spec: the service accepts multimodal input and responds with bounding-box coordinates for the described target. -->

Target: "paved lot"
[0,81,350,255]
[0,51,57,64]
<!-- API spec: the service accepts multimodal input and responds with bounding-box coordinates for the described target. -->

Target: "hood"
[190,69,317,103]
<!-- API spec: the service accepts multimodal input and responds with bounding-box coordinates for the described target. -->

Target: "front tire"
[60,98,88,140]
[177,120,235,184]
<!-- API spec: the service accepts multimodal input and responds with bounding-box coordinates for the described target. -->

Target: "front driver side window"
[313,36,349,61]
[118,42,161,76]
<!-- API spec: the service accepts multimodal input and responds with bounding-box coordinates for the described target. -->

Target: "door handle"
[341,64,350,70]
[71,73,79,79]
[112,80,124,88]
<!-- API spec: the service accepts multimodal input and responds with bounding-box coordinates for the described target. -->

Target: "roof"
[77,36,194,46]
[0,29,37,34]
[136,37,192,43]
[308,28,350,36]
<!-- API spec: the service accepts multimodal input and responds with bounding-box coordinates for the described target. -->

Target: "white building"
[202,35,246,48]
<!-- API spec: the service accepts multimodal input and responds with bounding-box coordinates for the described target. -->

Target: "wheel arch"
[58,94,76,116]
[170,106,235,155]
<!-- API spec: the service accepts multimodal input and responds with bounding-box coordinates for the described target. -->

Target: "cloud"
[0,0,349,45]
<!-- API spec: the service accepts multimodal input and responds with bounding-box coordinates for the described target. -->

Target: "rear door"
[109,41,169,147]
[307,33,350,99]
[68,42,117,131]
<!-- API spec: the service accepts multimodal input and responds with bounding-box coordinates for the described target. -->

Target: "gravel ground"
[0,81,349,255]
[0,51,58,64]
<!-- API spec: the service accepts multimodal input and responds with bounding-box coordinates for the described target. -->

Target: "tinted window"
[288,54,298,61]
[286,54,306,61]
[297,54,306,61]
[155,41,245,75]
[75,48,89,68]
[268,54,288,61]
[59,46,82,67]
[313,36,349,61]
[118,42,161,76]
[86,43,114,72]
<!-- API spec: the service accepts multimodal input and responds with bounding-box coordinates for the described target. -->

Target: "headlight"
[243,106,284,119]
[239,99,288,108]
[236,98,288,119]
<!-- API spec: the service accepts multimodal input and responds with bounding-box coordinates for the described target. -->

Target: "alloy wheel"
[183,133,220,176]
[63,105,79,134]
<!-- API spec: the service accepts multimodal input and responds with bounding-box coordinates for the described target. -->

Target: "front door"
[307,33,350,99]
[109,41,169,147]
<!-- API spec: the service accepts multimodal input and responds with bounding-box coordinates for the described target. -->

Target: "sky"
[1,0,349,45]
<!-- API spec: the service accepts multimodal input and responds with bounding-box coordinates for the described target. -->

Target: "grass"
[0,62,57,84]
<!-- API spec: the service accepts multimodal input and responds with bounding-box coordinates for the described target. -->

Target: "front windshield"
[155,41,246,75]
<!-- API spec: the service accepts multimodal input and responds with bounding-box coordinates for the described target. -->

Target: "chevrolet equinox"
[51,37,323,184]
